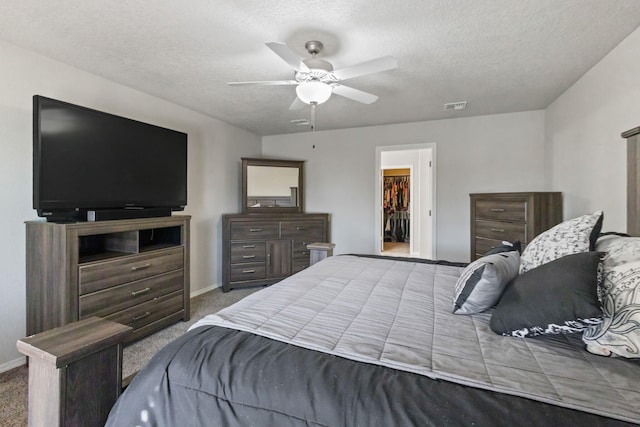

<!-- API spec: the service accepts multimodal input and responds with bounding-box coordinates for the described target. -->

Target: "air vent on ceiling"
[444,101,467,111]
[290,119,309,126]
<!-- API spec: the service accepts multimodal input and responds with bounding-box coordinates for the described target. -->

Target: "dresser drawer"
[78,247,184,295]
[104,291,183,331]
[230,221,279,240]
[474,237,510,257]
[79,270,183,319]
[292,238,313,259]
[475,220,527,242]
[230,242,266,263]
[292,258,310,274]
[281,220,324,238]
[475,201,526,222]
[230,263,266,282]
[293,237,321,259]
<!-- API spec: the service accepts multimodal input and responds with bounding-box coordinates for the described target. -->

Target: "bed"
[106,127,640,426]
[107,254,640,426]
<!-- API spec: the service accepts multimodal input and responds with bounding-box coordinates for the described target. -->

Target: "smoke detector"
[444,101,467,111]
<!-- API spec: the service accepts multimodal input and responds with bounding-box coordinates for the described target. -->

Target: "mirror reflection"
[242,158,304,213]
[247,165,300,208]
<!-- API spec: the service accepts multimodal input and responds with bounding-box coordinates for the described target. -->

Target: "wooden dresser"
[470,192,562,261]
[222,213,329,292]
[26,215,190,343]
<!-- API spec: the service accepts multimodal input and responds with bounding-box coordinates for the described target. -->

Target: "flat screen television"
[33,95,187,222]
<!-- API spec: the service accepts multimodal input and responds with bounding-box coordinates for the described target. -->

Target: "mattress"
[107,255,640,426]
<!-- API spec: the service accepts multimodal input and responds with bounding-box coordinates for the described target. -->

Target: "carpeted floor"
[0,286,260,427]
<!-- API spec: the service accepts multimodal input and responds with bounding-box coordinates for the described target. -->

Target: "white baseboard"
[190,283,221,298]
[0,356,26,374]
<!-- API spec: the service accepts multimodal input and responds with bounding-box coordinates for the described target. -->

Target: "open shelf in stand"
[78,226,182,264]
[139,226,181,251]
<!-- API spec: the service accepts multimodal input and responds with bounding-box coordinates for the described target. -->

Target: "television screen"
[33,95,187,220]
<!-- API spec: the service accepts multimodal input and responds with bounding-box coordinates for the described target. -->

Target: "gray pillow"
[453,251,520,315]
[490,252,604,337]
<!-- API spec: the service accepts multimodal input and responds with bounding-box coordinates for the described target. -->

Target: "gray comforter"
[192,255,640,424]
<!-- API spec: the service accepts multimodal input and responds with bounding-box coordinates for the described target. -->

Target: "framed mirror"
[242,157,304,213]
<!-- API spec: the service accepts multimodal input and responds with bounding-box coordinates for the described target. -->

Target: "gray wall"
[0,40,261,370]
[263,110,547,262]
[546,27,640,232]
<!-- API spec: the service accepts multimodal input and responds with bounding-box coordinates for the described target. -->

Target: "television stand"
[87,207,172,221]
[26,215,191,343]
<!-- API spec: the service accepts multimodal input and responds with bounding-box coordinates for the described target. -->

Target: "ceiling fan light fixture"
[296,81,332,105]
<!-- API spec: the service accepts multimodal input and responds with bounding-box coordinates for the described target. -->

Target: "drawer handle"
[301,251,308,255]
[296,227,308,231]
[131,287,151,297]
[131,263,151,271]
[490,228,505,233]
[242,269,256,274]
[132,311,151,322]
[242,255,256,259]
[489,208,505,212]
[249,228,263,232]
[242,244,256,248]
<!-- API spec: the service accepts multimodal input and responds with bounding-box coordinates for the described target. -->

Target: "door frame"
[375,143,436,258]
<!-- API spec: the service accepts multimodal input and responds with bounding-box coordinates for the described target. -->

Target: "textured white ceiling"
[1,0,639,136]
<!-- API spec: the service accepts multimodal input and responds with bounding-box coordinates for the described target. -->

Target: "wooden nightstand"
[307,242,336,265]
[17,317,132,427]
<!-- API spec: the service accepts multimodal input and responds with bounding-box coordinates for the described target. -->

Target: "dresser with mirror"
[221,158,330,292]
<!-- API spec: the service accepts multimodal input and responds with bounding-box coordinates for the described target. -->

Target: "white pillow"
[583,235,640,358]
[519,211,603,273]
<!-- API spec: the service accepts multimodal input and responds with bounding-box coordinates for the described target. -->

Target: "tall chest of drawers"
[26,215,190,343]
[222,213,329,292]
[470,192,562,261]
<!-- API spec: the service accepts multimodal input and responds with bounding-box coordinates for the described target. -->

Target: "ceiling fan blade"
[332,85,379,104]
[331,56,397,81]
[289,97,305,110]
[266,42,310,72]
[228,80,298,86]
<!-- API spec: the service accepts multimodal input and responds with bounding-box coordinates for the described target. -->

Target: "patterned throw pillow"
[490,252,604,337]
[519,211,603,273]
[583,235,640,358]
[453,251,520,315]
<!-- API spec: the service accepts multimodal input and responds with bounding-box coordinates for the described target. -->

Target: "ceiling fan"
[228,41,397,115]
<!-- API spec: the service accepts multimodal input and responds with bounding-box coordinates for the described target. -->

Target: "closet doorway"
[375,144,435,259]
[382,169,411,255]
